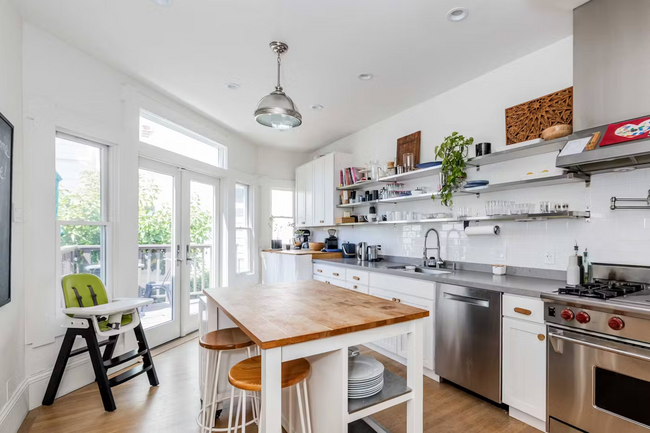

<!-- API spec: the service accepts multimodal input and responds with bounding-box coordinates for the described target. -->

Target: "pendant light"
[254,41,302,130]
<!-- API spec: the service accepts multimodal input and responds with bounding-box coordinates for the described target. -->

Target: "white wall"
[0,1,27,431]
[15,21,307,417]
[310,36,650,272]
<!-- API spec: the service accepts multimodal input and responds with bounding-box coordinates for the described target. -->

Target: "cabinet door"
[312,157,325,226]
[304,162,313,226]
[502,317,546,420]
[295,164,307,227]
[321,153,335,226]
[396,295,434,371]
[368,288,398,355]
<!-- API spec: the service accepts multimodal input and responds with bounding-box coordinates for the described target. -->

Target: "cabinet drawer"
[368,273,435,300]
[313,263,346,280]
[345,281,369,294]
[503,294,544,324]
[346,269,369,285]
[313,274,345,288]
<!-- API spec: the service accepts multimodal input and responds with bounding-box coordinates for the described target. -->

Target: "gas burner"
[558,281,645,299]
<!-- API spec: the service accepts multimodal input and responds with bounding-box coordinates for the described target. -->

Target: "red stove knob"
[561,309,575,321]
[608,317,625,331]
[576,312,591,324]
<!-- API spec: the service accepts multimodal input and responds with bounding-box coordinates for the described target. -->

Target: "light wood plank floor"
[19,336,539,433]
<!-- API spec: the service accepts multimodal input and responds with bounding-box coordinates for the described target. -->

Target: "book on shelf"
[339,167,366,187]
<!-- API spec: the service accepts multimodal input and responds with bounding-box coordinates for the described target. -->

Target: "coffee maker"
[324,229,338,250]
[294,229,311,250]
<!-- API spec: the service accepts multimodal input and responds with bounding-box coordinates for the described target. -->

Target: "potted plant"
[432,132,474,207]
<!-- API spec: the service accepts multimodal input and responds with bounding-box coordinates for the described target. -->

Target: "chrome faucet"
[423,228,444,268]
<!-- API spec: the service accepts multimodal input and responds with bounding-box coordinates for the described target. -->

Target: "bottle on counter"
[583,248,590,284]
[567,242,582,287]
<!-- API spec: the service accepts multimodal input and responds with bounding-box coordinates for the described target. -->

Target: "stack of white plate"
[348,355,385,399]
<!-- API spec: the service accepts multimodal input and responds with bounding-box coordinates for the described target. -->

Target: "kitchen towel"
[465,225,500,236]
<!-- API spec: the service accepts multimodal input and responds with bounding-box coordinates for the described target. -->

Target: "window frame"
[235,182,252,275]
[270,188,295,244]
[138,109,227,170]
[55,131,111,301]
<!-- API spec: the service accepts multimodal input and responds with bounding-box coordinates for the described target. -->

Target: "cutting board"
[396,131,421,168]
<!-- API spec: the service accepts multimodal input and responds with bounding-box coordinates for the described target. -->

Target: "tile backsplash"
[313,167,650,271]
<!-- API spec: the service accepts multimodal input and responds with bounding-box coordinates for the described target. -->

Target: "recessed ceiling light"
[225,83,240,90]
[357,73,374,81]
[447,7,469,22]
[311,104,324,111]
[151,0,172,6]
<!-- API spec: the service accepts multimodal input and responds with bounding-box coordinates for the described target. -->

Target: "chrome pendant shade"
[255,42,302,130]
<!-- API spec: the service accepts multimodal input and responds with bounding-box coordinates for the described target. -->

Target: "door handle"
[186,245,193,264]
[549,328,650,362]
[176,245,183,266]
[443,292,489,308]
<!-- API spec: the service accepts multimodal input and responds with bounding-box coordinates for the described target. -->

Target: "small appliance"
[294,229,311,250]
[324,229,338,250]
[357,242,368,261]
[367,245,382,262]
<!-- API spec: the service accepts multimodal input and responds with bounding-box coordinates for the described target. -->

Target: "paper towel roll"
[465,225,500,236]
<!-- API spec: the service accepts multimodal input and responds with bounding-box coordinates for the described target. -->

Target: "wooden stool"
[228,355,312,433]
[198,328,257,433]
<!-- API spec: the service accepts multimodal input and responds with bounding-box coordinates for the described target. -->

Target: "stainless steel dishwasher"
[435,283,502,403]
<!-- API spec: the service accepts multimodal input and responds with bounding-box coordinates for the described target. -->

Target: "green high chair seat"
[43,274,159,412]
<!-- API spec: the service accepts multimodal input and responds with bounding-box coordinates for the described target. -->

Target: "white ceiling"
[16,0,589,151]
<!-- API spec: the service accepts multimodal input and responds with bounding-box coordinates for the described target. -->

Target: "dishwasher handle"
[443,292,490,308]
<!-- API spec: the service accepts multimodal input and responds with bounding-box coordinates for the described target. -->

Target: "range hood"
[556,116,650,175]
[556,0,650,175]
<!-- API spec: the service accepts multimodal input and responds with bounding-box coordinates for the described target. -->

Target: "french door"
[138,158,220,347]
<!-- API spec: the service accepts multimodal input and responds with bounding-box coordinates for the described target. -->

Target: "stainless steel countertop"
[312,258,562,298]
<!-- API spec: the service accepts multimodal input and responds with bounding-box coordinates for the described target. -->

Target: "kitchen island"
[203,280,429,432]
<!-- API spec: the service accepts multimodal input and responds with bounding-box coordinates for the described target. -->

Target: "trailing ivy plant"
[432,132,474,207]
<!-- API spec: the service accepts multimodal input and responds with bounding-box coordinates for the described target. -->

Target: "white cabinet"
[368,287,399,355]
[502,311,547,421]
[295,163,313,228]
[370,286,435,371]
[295,152,351,228]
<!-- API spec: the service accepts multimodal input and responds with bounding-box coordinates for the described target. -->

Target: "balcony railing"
[61,244,213,298]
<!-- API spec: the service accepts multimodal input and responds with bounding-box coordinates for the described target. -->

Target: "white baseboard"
[509,406,547,432]
[0,378,29,433]
[364,343,439,382]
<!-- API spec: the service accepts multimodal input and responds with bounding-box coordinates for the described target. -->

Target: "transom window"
[139,109,227,169]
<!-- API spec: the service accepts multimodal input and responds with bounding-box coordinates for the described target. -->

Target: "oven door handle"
[549,329,650,362]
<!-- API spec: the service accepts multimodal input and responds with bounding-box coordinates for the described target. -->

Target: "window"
[271,189,294,246]
[139,109,227,169]
[56,133,108,284]
[235,183,251,274]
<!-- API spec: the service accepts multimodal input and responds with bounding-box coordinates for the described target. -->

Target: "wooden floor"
[18,336,539,433]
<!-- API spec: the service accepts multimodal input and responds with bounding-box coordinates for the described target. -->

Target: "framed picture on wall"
[0,111,13,308]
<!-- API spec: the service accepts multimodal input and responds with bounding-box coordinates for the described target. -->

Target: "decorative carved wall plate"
[505,87,573,145]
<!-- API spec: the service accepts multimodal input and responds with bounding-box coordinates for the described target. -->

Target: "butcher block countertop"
[203,280,429,350]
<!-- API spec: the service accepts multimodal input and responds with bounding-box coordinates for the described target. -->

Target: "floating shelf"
[458,172,589,195]
[467,137,569,168]
[337,194,432,208]
[337,166,442,191]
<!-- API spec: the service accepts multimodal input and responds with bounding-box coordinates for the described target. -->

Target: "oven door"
[548,326,650,432]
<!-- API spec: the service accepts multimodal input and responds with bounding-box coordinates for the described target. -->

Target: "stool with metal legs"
[197,328,259,432]
[228,355,312,433]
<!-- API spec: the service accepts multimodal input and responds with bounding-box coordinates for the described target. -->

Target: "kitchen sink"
[386,265,451,275]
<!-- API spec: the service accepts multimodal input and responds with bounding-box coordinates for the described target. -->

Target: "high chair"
[42,274,159,412]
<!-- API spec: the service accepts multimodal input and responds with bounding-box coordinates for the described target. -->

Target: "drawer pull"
[333,272,340,276]
[353,276,360,281]
[514,307,532,316]
[320,220,324,223]
[391,297,401,303]
[325,281,330,284]
[317,269,323,273]
[353,285,358,289]
[538,334,545,341]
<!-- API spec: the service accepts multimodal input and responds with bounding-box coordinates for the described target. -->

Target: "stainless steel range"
[542,263,650,433]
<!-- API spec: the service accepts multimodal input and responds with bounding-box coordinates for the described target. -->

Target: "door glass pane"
[236,228,250,273]
[189,181,214,315]
[138,169,175,329]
